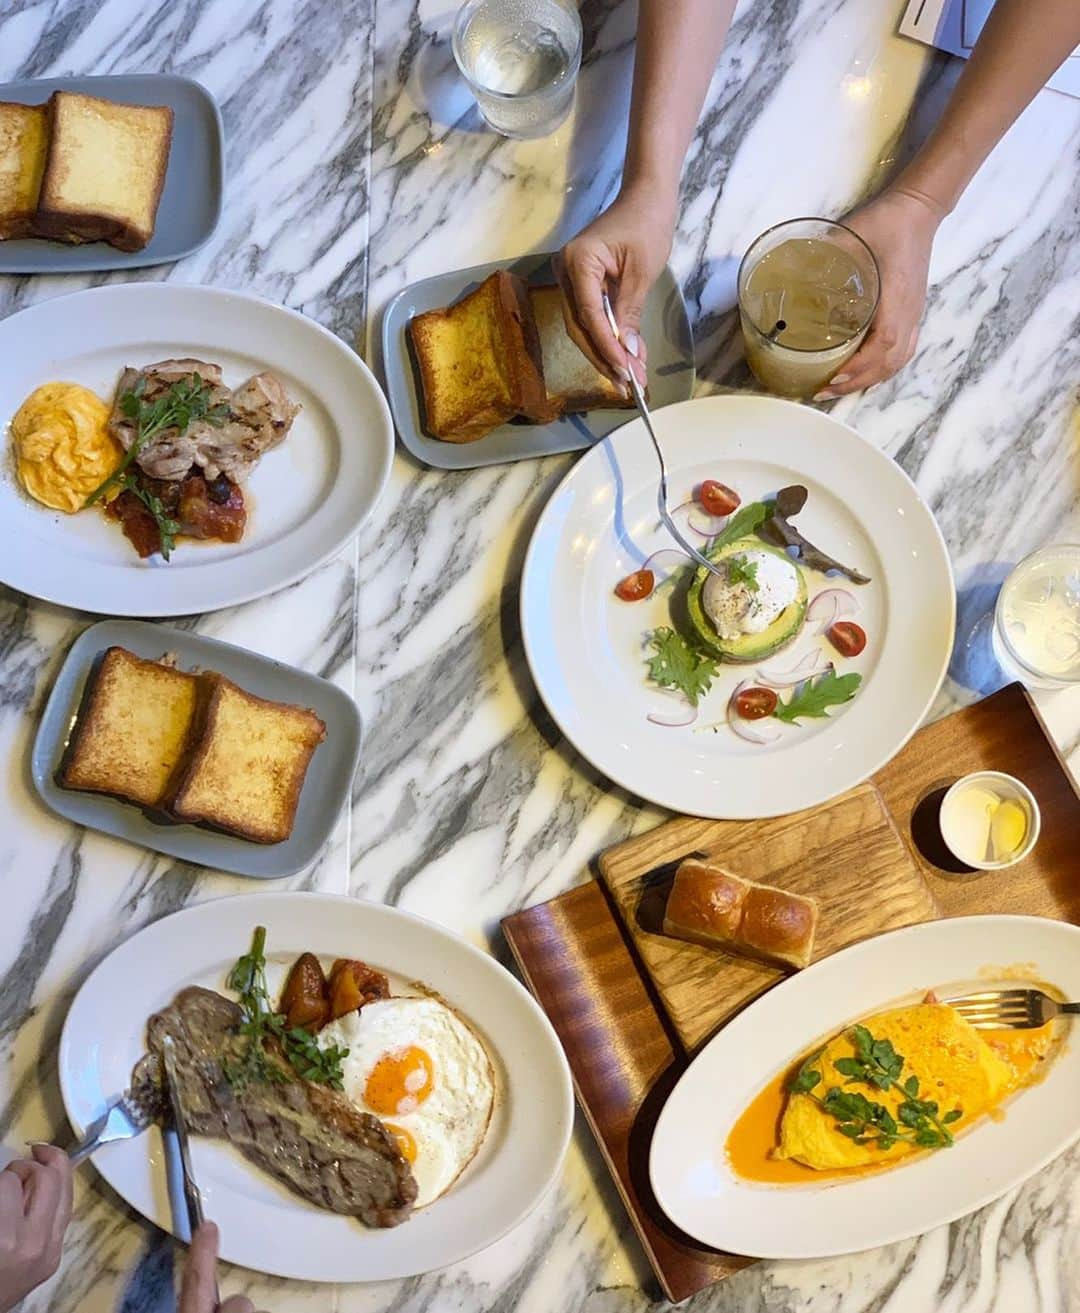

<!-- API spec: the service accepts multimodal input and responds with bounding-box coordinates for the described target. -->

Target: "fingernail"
[813,390,836,402]
[622,330,640,359]
[615,365,631,383]
[829,373,851,385]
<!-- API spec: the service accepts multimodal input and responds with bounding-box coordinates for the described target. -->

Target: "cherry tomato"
[699,480,741,517]
[826,621,867,658]
[734,686,778,720]
[614,569,655,602]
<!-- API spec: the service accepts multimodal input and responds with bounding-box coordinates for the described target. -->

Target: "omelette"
[727,1001,1058,1183]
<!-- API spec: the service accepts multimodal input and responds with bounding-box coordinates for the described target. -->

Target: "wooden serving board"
[599,781,938,1052]
[502,685,1080,1306]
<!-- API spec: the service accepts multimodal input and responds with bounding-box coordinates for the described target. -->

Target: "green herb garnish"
[85,372,229,508]
[223,926,349,1092]
[786,1026,962,1151]
[725,554,759,592]
[645,627,719,707]
[709,499,773,553]
[773,669,862,723]
[117,472,181,561]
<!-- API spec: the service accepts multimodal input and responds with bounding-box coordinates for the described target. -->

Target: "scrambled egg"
[777,1004,1049,1171]
[11,382,119,512]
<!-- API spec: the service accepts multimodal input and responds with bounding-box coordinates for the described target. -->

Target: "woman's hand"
[179,1222,256,1313]
[815,188,943,399]
[555,184,677,384]
[0,1145,74,1313]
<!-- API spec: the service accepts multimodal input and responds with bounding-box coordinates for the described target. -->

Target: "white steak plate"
[520,394,954,818]
[650,915,1080,1258]
[0,285,393,615]
[59,893,574,1282]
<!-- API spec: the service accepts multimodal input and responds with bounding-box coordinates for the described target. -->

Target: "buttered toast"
[58,647,199,809]
[408,269,553,442]
[0,101,48,239]
[529,284,633,414]
[167,675,326,844]
[35,92,173,251]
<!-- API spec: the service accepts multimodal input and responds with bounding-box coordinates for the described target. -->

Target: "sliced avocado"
[686,538,807,663]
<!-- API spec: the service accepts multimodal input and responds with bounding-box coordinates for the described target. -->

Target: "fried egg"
[319,995,495,1208]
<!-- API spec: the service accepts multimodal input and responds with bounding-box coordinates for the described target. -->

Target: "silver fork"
[600,293,725,579]
[68,1082,162,1165]
[944,988,1080,1030]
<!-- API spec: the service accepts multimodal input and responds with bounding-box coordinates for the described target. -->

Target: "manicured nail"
[829,373,851,385]
[615,365,631,383]
[622,330,641,359]
[813,390,837,402]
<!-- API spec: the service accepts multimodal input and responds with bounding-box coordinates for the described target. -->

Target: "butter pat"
[939,772,1039,871]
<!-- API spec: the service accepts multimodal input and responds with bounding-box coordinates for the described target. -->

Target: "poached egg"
[702,549,800,640]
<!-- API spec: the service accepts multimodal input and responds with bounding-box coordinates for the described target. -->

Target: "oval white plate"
[520,394,954,818]
[59,893,574,1282]
[0,285,393,615]
[649,915,1080,1258]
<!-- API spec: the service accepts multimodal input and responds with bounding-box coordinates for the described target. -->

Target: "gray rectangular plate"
[31,621,361,879]
[382,253,695,469]
[0,74,224,273]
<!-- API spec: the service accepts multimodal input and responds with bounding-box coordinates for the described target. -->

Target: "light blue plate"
[31,621,361,879]
[382,253,695,469]
[0,74,224,273]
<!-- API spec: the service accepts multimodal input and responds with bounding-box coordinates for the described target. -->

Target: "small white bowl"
[939,770,1041,871]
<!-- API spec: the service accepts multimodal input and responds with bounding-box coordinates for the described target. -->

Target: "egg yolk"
[383,1123,418,1163]
[364,1046,434,1116]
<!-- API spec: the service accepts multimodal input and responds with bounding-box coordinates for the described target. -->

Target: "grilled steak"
[133,986,417,1227]
[109,358,299,484]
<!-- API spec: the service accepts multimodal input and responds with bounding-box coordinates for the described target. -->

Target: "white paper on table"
[899,0,1080,99]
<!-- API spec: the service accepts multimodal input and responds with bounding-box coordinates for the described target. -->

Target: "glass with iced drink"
[737,218,880,399]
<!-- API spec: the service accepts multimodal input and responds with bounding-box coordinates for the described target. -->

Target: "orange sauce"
[726,1023,1056,1185]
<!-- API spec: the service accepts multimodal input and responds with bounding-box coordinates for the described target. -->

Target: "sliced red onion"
[807,587,860,633]
[647,693,698,728]
[756,649,826,687]
[726,679,782,744]
[642,548,693,580]
[686,507,730,539]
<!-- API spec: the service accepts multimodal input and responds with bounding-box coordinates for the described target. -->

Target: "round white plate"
[59,893,574,1282]
[649,915,1080,1258]
[0,285,394,615]
[520,394,954,818]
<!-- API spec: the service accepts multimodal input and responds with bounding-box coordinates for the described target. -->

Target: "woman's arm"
[821,0,1080,398]
[557,0,736,380]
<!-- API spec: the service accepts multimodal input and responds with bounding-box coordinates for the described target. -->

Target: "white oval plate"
[0,285,393,615]
[649,915,1080,1259]
[59,893,574,1282]
[520,394,954,818]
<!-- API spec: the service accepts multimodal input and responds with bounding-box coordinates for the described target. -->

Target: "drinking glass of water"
[452,0,583,139]
[737,218,880,399]
[993,544,1080,688]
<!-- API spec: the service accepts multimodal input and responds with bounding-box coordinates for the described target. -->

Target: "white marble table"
[2,1,1078,1310]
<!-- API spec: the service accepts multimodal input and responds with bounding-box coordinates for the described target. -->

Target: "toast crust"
[35,92,173,251]
[0,101,48,240]
[167,674,326,844]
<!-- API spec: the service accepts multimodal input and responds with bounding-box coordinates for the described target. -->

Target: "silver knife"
[161,1035,219,1303]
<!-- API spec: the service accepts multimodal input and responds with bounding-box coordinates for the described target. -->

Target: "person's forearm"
[621,0,737,206]
[895,0,1080,217]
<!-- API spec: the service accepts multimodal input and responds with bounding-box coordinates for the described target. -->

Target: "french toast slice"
[0,101,48,240]
[35,92,173,251]
[408,269,554,442]
[529,284,634,414]
[167,675,326,844]
[58,647,200,809]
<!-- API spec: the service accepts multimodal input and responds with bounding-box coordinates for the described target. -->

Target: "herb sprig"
[85,373,229,508]
[773,669,862,723]
[223,926,349,1092]
[645,627,720,707]
[788,1026,962,1152]
[116,472,181,560]
[725,554,759,592]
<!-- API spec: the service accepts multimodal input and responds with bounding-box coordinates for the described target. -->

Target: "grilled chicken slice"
[108,358,299,484]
